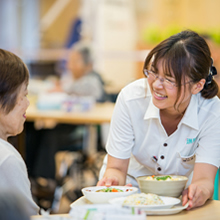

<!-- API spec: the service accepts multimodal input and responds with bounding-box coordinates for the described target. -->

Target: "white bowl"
[81,186,138,204]
[136,175,188,198]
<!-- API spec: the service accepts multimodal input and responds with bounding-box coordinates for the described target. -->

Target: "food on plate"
[96,188,123,192]
[84,186,135,193]
[123,193,164,206]
[82,186,138,204]
[145,175,184,181]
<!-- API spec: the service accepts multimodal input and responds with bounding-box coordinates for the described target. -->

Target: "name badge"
[182,154,196,162]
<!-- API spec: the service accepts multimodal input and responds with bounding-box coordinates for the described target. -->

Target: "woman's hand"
[97,176,132,187]
[97,176,120,187]
[97,155,130,187]
[182,183,210,210]
[182,163,217,210]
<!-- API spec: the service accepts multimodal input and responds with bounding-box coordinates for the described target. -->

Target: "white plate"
[109,196,181,210]
[70,196,188,216]
[70,196,93,207]
[144,203,188,215]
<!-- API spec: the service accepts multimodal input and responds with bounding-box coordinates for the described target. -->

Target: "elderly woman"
[0,49,39,215]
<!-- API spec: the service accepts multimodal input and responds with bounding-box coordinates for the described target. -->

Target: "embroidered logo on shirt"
[186,138,196,144]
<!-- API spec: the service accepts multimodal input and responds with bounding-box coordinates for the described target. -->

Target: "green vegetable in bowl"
[96,188,123,192]
[154,175,171,181]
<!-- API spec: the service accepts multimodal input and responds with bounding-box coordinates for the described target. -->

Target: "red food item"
[112,188,118,192]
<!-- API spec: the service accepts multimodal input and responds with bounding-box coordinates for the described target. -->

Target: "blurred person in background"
[52,41,106,102]
[25,42,107,209]
[0,49,39,216]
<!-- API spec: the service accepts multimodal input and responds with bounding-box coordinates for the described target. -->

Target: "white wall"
[81,0,138,93]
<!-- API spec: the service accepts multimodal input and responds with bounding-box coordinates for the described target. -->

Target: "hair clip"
[206,58,217,85]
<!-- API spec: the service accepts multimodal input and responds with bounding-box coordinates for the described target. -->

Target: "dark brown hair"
[0,49,29,114]
[143,30,218,109]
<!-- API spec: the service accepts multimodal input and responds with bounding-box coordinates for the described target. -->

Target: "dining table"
[30,199,220,219]
[19,101,115,158]
[26,101,115,125]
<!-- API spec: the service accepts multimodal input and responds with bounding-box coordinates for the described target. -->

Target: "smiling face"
[0,83,29,140]
[143,30,216,114]
[148,60,194,115]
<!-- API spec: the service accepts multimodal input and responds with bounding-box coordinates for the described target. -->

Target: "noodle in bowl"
[136,175,188,197]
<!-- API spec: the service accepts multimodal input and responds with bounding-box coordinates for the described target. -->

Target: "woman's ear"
[191,79,206,94]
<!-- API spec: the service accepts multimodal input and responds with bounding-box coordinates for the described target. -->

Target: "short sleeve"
[106,91,135,159]
[195,114,220,168]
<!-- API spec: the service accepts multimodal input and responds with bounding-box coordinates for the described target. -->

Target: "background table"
[26,102,115,125]
[24,102,115,157]
[15,102,114,159]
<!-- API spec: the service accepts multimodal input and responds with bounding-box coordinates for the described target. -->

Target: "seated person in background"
[26,42,107,182]
[51,41,106,102]
[0,49,39,215]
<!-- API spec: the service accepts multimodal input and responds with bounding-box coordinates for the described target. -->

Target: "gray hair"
[71,41,93,65]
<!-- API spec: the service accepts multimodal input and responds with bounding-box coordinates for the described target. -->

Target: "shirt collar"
[180,94,199,130]
[143,94,199,130]
[144,98,160,120]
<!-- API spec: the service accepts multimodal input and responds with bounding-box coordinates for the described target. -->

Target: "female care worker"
[98,30,220,210]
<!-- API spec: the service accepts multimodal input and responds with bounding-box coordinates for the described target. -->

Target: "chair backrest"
[213,169,219,200]
[90,71,109,103]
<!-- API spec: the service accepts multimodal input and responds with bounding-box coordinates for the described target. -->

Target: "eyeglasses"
[143,69,178,89]
[143,69,193,90]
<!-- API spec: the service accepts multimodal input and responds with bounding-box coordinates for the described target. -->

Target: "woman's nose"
[153,77,164,88]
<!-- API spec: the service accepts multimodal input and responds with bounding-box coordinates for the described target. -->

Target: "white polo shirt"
[100,78,220,186]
